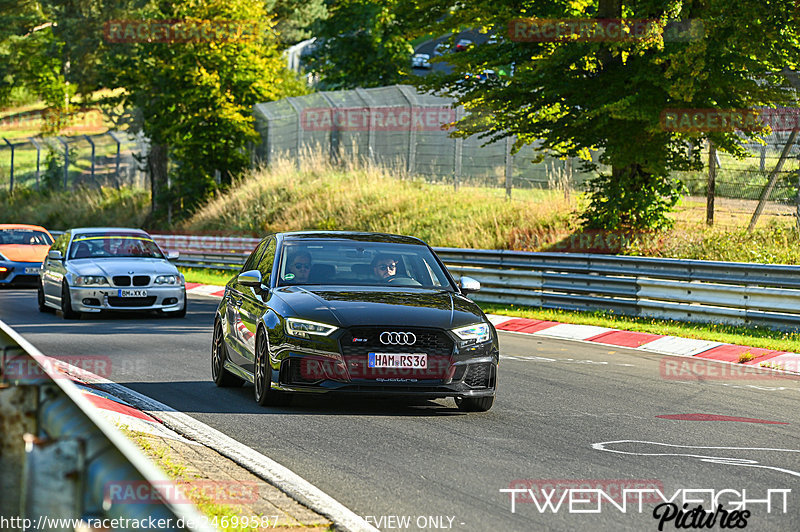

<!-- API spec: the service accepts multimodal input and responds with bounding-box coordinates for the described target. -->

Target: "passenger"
[371,254,398,281]
[286,251,312,283]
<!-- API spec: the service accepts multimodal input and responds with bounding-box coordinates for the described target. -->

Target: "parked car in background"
[38,227,186,319]
[0,224,54,287]
[212,231,498,412]
[455,38,473,51]
[412,53,432,69]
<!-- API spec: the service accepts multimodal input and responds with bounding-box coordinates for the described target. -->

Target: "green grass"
[479,302,800,352]
[180,267,234,286]
[0,186,150,228]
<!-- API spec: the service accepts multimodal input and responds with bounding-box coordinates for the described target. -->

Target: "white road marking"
[593,440,800,479]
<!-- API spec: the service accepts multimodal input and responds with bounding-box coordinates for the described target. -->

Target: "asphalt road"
[2,288,799,531]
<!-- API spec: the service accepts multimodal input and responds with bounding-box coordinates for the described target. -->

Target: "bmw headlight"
[452,323,491,345]
[75,275,108,286]
[285,318,338,338]
[154,274,178,285]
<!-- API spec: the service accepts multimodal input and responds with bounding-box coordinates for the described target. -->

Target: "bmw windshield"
[69,233,165,260]
[277,239,454,290]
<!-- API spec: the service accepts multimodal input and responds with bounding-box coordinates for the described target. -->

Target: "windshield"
[277,240,453,290]
[0,229,53,246]
[69,233,165,260]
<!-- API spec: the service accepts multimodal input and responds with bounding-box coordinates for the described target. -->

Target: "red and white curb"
[486,315,800,375]
[185,281,800,375]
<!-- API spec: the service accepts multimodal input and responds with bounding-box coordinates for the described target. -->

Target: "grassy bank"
[0,186,150,229]
[180,156,574,250]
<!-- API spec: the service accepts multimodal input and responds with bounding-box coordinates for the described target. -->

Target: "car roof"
[69,227,150,236]
[281,231,427,246]
[0,224,52,234]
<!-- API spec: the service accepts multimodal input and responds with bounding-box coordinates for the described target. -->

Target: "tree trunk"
[148,143,168,217]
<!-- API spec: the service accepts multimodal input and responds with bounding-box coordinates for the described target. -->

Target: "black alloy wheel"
[61,281,80,320]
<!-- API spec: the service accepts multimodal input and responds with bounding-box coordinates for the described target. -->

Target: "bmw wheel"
[38,282,54,313]
[212,321,244,387]
[61,281,80,320]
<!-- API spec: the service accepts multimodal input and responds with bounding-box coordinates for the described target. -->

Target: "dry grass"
[181,152,574,249]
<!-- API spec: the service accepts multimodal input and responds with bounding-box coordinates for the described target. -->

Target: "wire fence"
[253,85,800,228]
[0,131,149,192]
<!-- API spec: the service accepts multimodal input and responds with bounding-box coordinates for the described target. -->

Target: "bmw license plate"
[118,289,147,297]
[24,267,40,274]
[368,353,427,369]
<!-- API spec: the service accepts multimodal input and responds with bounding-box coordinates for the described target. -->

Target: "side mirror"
[459,276,480,294]
[47,250,63,261]
[238,269,263,288]
[167,250,180,260]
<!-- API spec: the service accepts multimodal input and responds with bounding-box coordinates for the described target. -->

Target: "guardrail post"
[504,136,514,199]
[57,136,70,189]
[285,97,304,170]
[84,134,96,182]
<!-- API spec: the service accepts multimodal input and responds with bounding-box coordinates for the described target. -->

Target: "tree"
[307,0,414,89]
[411,0,800,230]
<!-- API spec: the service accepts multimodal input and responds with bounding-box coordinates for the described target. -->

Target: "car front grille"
[107,296,157,307]
[340,327,454,380]
[112,275,151,287]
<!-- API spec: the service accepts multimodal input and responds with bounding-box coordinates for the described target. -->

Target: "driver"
[285,251,312,283]
[371,254,398,281]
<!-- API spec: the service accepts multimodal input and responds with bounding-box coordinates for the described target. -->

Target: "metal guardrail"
[150,234,800,328]
[0,320,214,532]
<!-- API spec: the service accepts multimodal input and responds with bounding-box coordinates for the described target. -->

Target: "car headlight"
[154,274,178,285]
[75,275,108,286]
[285,318,338,338]
[452,323,491,344]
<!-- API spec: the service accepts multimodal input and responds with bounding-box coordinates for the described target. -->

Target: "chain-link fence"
[0,131,148,192]
[254,84,800,228]
[253,85,590,195]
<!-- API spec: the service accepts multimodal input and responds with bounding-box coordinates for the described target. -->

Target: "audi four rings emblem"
[380,332,416,345]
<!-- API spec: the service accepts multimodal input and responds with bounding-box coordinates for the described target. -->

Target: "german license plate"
[118,289,147,297]
[368,353,427,369]
[25,267,40,274]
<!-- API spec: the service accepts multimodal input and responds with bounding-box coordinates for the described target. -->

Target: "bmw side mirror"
[238,269,263,288]
[459,276,480,294]
[167,250,180,260]
[48,250,63,261]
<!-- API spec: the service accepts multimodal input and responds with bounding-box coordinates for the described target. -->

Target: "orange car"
[0,224,54,287]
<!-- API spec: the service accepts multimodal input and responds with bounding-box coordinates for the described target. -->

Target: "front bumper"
[68,285,186,312]
[0,262,42,287]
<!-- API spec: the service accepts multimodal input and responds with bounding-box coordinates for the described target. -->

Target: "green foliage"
[307,0,414,89]
[581,167,685,230]
[410,0,800,230]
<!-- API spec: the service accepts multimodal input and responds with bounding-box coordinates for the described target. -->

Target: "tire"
[254,330,290,406]
[455,395,495,412]
[60,281,80,320]
[38,282,54,313]
[211,321,244,387]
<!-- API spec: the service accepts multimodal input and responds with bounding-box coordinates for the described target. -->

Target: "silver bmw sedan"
[38,227,186,319]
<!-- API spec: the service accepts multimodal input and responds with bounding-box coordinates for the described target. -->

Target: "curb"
[187,282,800,376]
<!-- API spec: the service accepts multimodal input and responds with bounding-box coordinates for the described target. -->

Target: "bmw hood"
[68,258,179,278]
[274,287,485,329]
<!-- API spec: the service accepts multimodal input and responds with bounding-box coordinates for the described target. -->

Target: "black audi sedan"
[212,231,498,412]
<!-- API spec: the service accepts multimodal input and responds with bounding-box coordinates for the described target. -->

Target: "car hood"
[68,258,179,277]
[0,244,49,263]
[273,287,485,329]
